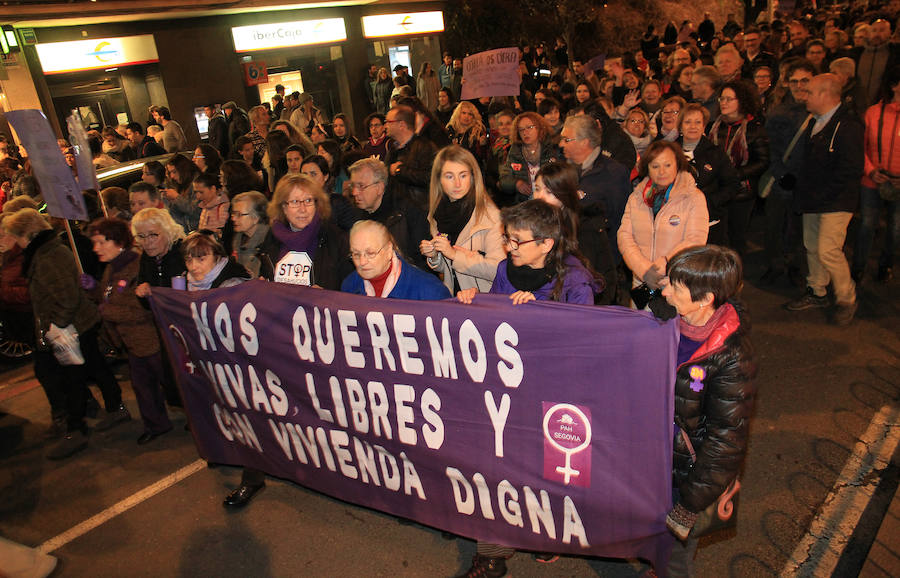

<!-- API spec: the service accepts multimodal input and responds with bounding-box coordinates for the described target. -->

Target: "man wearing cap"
[223,101,251,152]
[393,64,415,88]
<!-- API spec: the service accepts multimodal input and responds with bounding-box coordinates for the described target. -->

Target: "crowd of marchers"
[3,3,900,576]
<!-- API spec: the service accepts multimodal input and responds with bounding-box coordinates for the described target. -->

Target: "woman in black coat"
[708,81,770,256]
[677,103,741,247]
[659,245,757,577]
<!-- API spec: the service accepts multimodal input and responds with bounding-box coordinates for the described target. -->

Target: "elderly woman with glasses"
[499,112,561,205]
[230,191,279,279]
[263,173,352,290]
[341,220,449,299]
[133,207,188,298]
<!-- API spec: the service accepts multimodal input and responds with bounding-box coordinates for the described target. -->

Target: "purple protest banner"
[6,110,87,221]
[460,47,521,100]
[151,282,678,569]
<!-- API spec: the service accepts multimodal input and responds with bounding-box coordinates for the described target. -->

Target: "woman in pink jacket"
[618,140,709,302]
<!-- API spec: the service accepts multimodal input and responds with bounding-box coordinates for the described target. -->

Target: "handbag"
[759,114,812,198]
[875,103,900,202]
[45,323,85,366]
[679,429,741,538]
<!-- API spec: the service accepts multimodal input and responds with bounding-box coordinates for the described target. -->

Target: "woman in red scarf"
[659,245,757,577]
[709,81,770,257]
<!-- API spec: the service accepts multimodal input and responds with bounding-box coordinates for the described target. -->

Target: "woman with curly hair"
[498,111,561,205]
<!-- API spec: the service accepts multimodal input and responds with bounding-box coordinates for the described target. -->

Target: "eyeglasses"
[662,109,680,115]
[282,198,316,208]
[349,244,388,262]
[230,211,251,218]
[718,96,737,103]
[136,232,160,241]
[502,235,543,250]
[788,77,811,85]
[193,154,205,159]
[628,119,646,124]
[350,181,380,191]
[560,136,577,143]
[518,125,537,133]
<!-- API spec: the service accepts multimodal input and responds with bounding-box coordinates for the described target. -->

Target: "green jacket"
[23,229,99,346]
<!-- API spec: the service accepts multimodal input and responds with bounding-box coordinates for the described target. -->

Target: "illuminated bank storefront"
[33,34,167,135]
[231,9,445,126]
[362,11,444,83]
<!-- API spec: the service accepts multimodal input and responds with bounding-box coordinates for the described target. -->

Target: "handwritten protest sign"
[151,284,677,568]
[66,110,99,192]
[460,47,521,100]
[6,110,87,221]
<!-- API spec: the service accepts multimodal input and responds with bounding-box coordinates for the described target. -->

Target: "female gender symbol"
[542,403,592,485]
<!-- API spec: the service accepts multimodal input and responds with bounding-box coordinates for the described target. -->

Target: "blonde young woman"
[446,101,488,163]
[419,145,505,293]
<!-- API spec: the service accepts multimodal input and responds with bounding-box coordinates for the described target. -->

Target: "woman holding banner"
[341,220,449,300]
[420,146,505,295]
[659,245,756,576]
[458,199,602,307]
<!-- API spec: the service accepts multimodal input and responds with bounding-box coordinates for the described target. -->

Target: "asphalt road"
[1,229,898,578]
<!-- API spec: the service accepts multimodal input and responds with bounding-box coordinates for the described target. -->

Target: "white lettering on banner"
[484,391,511,457]
[200,361,288,416]
[213,403,262,452]
[190,300,259,356]
[268,419,427,500]
[302,372,445,450]
[283,306,524,386]
[275,251,313,285]
[445,468,590,546]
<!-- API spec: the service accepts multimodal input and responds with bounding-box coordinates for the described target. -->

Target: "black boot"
[455,555,508,578]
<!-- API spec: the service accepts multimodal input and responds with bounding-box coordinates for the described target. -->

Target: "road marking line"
[37,459,206,554]
[780,405,900,577]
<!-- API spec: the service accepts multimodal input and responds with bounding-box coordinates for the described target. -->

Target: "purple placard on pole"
[460,47,521,100]
[151,283,678,570]
[584,53,606,75]
[6,109,87,221]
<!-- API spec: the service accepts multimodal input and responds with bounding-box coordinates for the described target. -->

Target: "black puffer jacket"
[672,301,757,514]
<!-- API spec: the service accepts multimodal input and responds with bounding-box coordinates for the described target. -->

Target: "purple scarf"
[272,218,321,261]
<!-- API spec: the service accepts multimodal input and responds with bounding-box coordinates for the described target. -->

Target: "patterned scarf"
[709,115,751,168]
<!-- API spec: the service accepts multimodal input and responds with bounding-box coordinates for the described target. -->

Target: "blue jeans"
[853,186,899,272]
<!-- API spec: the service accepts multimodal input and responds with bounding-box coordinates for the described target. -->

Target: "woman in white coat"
[420,145,505,293]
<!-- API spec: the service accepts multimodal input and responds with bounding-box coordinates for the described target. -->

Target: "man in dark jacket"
[785,74,865,325]
[559,115,632,262]
[762,60,816,286]
[125,122,165,159]
[348,158,430,270]
[223,101,251,152]
[204,104,230,158]
[582,102,638,173]
[384,105,438,211]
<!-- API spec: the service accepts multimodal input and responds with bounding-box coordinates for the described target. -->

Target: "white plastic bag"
[45,323,85,366]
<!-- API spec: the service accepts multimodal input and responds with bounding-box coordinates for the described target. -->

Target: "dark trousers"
[76,326,122,412]
[727,198,755,256]
[707,207,729,247]
[241,467,265,486]
[764,195,802,271]
[853,186,899,272]
[33,349,69,419]
[128,352,172,434]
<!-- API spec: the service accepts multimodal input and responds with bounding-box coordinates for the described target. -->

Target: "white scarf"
[363,252,402,298]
